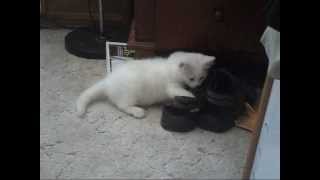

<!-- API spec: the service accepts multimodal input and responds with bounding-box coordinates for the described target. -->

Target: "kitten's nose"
[191,84,201,90]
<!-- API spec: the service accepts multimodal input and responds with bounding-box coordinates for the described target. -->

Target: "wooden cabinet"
[131,0,267,55]
[134,0,155,42]
[207,0,266,52]
[41,0,133,26]
[155,0,212,50]
[130,0,268,88]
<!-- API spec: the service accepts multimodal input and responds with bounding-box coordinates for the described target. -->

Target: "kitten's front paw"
[129,107,146,119]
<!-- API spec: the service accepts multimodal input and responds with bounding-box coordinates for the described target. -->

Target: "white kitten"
[76,51,215,118]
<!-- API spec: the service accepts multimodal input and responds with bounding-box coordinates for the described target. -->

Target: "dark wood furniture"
[130,0,267,57]
[41,0,133,27]
[129,0,268,89]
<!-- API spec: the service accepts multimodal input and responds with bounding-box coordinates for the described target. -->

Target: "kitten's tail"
[76,80,106,117]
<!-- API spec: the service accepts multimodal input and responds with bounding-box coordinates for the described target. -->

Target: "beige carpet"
[40,29,250,179]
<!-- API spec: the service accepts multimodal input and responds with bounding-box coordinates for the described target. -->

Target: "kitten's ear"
[203,56,216,70]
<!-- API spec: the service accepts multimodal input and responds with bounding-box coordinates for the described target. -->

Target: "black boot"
[160,96,201,132]
[160,68,248,133]
[196,68,247,133]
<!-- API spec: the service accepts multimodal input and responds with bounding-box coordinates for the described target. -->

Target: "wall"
[250,79,280,179]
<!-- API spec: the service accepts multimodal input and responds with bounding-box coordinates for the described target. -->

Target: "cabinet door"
[208,0,267,52]
[134,0,155,42]
[155,0,212,50]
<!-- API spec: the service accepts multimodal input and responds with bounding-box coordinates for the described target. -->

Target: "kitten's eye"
[199,77,205,81]
[189,78,195,81]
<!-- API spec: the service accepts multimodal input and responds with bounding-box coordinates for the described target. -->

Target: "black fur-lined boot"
[160,96,202,132]
[160,68,248,133]
[196,68,247,133]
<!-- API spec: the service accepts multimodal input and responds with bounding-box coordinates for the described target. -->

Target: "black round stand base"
[65,27,108,59]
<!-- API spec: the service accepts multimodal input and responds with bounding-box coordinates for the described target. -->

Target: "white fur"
[76,51,215,118]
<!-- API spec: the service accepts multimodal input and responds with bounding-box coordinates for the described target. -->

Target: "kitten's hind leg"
[76,80,106,117]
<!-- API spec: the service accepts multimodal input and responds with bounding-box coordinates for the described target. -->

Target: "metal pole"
[98,0,104,38]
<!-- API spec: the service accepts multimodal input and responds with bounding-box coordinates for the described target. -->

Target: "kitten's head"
[169,52,216,88]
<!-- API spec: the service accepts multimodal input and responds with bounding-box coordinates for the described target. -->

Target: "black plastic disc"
[65,27,109,59]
